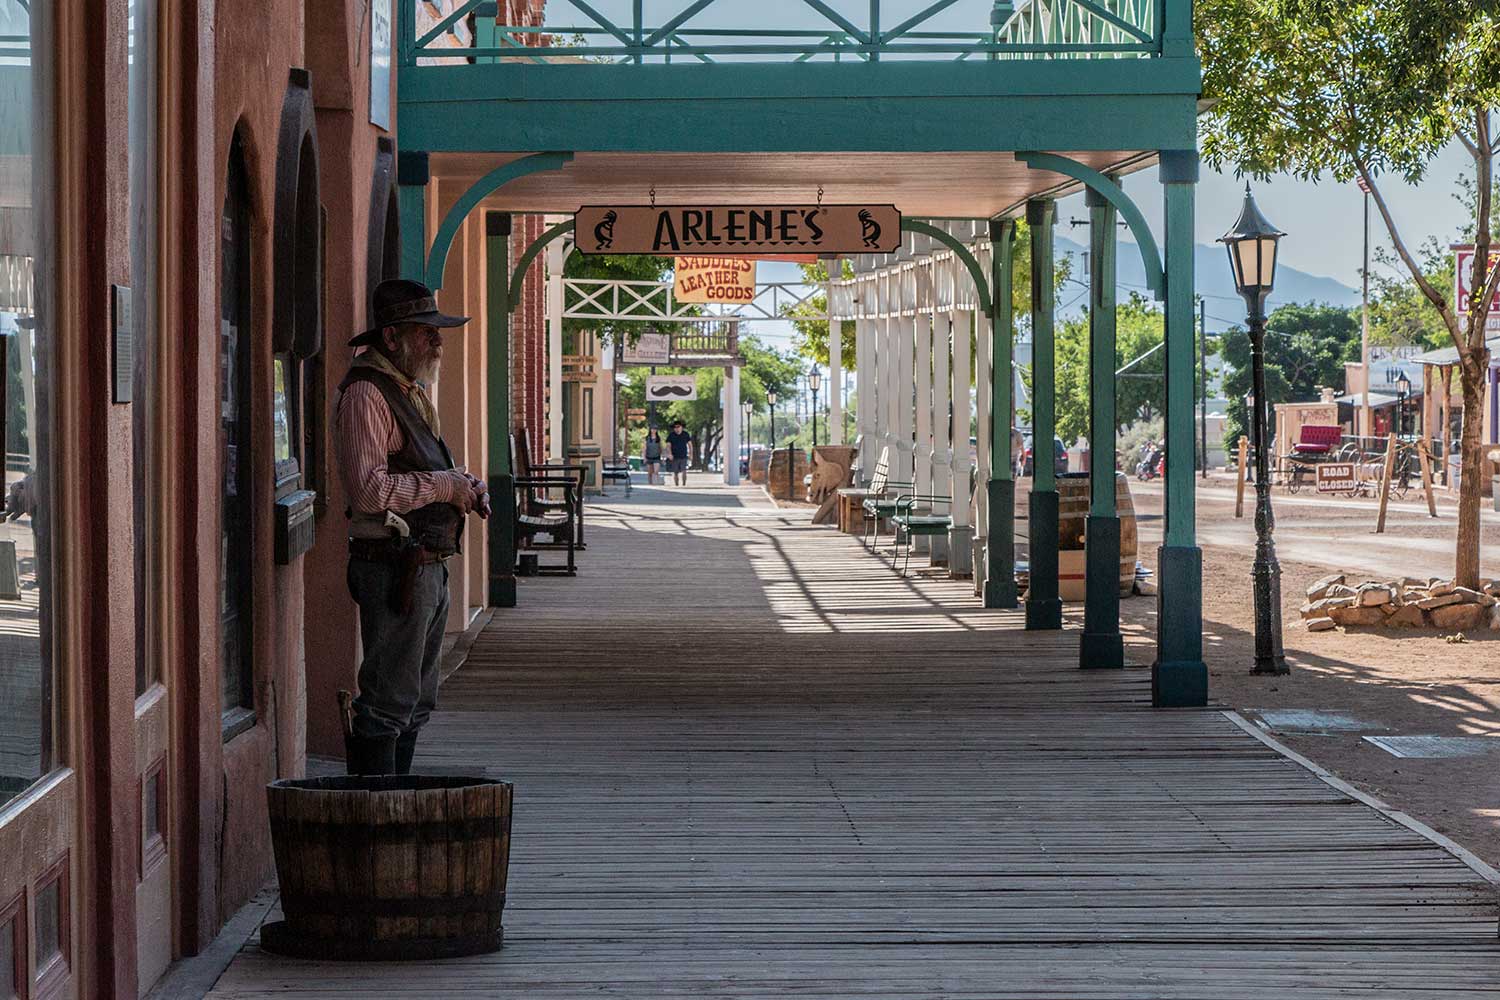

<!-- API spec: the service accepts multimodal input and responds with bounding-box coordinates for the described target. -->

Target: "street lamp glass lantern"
[1219,184,1285,309]
[767,391,777,405]
[1396,373,1411,397]
[809,369,822,393]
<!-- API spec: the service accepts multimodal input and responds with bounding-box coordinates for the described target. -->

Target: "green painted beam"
[1080,188,1123,669]
[1015,151,1163,298]
[984,218,1019,610]
[1154,149,1206,707]
[396,151,429,282]
[486,212,517,608]
[1024,198,1061,631]
[900,219,992,317]
[509,219,575,308]
[424,152,574,291]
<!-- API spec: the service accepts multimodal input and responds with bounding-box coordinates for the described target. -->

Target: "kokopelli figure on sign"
[859,209,881,249]
[594,210,617,251]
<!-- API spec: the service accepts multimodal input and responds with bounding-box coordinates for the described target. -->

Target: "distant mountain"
[1054,235,1360,331]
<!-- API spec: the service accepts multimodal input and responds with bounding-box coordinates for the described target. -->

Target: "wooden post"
[1374,432,1397,534]
[1235,436,1248,518]
[1439,364,1453,488]
[1417,438,1437,517]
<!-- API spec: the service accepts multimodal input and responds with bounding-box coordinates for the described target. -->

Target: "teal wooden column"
[985,218,1018,608]
[396,151,429,281]
[1081,187,1124,668]
[1154,151,1208,705]
[1025,200,1061,630]
[486,211,517,608]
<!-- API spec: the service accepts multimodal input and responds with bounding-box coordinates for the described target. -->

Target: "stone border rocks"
[1301,574,1500,634]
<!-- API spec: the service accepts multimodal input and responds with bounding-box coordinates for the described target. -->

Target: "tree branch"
[1358,161,1464,353]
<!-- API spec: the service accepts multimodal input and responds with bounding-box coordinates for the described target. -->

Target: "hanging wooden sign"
[575,205,900,255]
[674,256,756,304]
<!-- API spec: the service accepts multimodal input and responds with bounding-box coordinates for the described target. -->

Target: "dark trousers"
[347,557,450,740]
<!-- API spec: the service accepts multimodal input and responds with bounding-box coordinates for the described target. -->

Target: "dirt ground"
[1123,478,1500,869]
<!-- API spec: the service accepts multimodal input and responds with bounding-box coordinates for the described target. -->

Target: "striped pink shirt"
[334,381,461,514]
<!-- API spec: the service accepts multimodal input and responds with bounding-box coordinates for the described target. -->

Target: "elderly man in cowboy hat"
[334,278,488,775]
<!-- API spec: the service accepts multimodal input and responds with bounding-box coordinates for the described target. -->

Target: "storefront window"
[129,0,159,695]
[0,0,55,807]
[220,132,253,726]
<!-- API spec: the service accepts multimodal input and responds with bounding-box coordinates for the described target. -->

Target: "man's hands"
[446,468,490,518]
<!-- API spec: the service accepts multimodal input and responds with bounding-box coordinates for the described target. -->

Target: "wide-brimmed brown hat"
[349,278,469,347]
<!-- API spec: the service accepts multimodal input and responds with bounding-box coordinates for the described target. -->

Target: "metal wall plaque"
[112,284,133,404]
[575,205,901,256]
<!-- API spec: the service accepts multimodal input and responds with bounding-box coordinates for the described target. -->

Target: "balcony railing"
[403,0,1168,67]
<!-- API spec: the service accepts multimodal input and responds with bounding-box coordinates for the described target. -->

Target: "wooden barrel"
[261,774,513,961]
[1056,472,1138,596]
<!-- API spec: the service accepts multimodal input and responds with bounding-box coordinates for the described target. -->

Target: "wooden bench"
[854,449,914,550]
[509,433,580,576]
[890,493,953,577]
[601,461,633,496]
[514,428,586,549]
[835,444,886,533]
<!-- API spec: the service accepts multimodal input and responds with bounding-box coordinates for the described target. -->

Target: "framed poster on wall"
[370,0,392,130]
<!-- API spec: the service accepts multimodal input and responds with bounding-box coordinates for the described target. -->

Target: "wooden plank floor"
[210,479,1500,998]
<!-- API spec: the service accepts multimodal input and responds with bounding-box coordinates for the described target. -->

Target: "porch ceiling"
[431,150,1157,220]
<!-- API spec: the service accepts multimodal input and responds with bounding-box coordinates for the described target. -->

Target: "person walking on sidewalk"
[334,279,489,776]
[666,420,693,486]
[643,427,664,485]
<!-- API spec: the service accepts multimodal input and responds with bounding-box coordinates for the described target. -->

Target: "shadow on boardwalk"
[210,480,1500,999]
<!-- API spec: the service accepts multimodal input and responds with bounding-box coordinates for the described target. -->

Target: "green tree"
[1052,293,1168,445]
[1218,304,1360,452]
[1198,0,1500,587]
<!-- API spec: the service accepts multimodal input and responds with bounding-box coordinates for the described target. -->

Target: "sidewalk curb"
[1222,710,1500,889]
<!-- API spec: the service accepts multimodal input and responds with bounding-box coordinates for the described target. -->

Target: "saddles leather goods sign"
[575,205,901,255]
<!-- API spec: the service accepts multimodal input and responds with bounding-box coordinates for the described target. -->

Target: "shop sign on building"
[576,205,901,255]
[1453,246,1500,331]
[1316,463,1357,494]
[646,374,697,401]
[674,257,756,304]
[622,332,671,365]
[369,0,392,129]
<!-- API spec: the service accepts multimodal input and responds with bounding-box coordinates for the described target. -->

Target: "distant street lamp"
[1220,184,1289,676]
[1396,372,1411,437]
[809,368,823,447]
[767,391,778,449]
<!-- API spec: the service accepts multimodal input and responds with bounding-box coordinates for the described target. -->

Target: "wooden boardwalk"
[210,480,1500,998]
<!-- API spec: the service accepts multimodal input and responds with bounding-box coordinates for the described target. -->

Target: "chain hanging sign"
[674,256,755,304]
[576,205,901,255]
[646,374,697,401]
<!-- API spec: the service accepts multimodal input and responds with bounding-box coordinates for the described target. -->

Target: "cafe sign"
[575,204,901,255]
[674,256,756,304]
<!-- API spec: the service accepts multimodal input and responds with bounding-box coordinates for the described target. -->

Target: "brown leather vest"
[337,366,464,556]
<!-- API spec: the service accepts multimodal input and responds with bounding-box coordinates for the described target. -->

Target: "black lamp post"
[809,368,823,448]
[767,391,777,450]
[1396,372,1411,437]
[1220,184,1289,676]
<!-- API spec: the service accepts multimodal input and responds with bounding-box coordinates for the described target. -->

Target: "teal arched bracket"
[900,219,993,317]
[423,151,574,290]
[1015,152,1164,300]
[508,219,575,309]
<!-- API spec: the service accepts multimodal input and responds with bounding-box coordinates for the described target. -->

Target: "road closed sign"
[646,374,697,402]
[1315,463,1357,494]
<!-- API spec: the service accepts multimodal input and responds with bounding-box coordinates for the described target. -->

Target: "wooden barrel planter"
[1057,472,1138,596]
[261,774,513,961]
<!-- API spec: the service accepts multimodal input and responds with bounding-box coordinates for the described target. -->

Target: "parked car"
[1020,435,1068,477]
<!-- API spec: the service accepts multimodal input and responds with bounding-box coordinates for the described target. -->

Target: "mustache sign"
[646,375,698,401]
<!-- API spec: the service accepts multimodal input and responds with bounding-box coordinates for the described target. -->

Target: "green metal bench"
[890,493,953,577]
[852,449,912,551]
